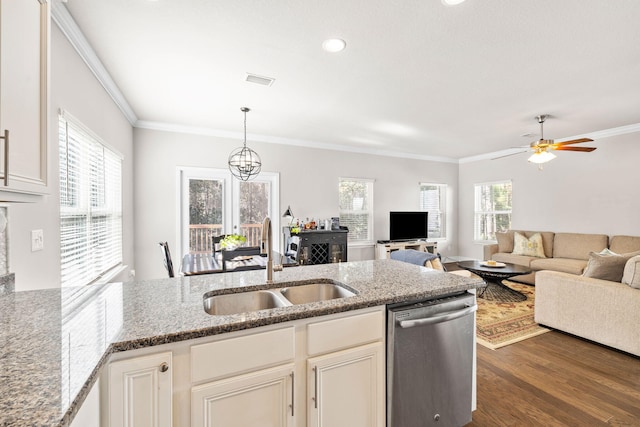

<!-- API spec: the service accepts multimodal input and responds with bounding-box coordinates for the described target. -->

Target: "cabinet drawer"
[191,327,295,383]
[307,311,384,356]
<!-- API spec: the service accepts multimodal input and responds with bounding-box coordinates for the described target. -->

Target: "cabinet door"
[0,0,48,194]
[191,364,295,427]
[108,352,172,427]
[308,342,385,427]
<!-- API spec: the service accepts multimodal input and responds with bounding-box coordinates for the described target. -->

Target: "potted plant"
[220,234,247,250]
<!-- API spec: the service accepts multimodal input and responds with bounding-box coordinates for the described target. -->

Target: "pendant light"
[228,107,262,181]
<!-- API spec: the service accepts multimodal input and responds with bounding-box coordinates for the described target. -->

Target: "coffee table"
[456,260,532,302]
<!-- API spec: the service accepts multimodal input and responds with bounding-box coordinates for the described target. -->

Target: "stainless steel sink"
[280,282,356,305]
[203,290,290,315]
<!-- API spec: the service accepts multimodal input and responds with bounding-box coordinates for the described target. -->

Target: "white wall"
[457,132,640,260]
[8,24,134,291]
[133,128,459,280]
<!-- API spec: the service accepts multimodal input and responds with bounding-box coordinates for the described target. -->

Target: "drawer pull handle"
[290,372,295,416]
[1,130,8,186]
[159,362,169,373]
[312,366,318,408]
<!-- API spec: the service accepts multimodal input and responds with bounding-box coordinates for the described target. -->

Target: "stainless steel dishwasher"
[387,292,476,427]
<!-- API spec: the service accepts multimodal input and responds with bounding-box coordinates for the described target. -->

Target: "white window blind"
[59,112,123,287]
[338,178,374,244]
[474,180,512,242]
[419,183,446,239]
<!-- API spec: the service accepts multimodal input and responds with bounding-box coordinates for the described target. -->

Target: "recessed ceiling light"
[442,0,466,5]
[322,38,347,53]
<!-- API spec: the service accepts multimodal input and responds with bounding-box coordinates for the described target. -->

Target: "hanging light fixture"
[528,149,556,164]
[228,107,262,181]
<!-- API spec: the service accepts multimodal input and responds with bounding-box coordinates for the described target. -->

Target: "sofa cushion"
[610,235,640,254]
[512,232,546,258]
[582,251,640,282]
[530,257,588,275]
[496,231,514,253]
[553,233,608,261]
[622,255,640,289]
[492,252,536,268]
[511,230,554,257]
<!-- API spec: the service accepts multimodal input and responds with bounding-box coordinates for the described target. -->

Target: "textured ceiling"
[62,0,640,161]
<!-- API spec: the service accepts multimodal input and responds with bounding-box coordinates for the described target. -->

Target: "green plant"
[220,234,247,249]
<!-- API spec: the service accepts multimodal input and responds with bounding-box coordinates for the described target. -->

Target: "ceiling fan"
[495,115,597,166]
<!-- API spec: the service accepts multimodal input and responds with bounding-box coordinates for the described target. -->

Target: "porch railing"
[189,223,263,254]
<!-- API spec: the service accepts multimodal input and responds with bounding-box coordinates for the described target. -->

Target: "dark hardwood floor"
[467,331,640,426]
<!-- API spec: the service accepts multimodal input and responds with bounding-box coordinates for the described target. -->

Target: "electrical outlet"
[31,229,44,252]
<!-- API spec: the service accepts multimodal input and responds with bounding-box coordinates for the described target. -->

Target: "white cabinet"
[375,240,438,260]
[101,307,386,427]
[0,0,49,200]
[191,364,295,427]
[107,351,173,427]
[307,342,384,427]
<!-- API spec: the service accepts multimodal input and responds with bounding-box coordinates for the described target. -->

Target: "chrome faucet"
[261,216,282,284]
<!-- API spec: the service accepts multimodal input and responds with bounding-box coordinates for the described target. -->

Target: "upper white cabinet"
[0,0,49,200]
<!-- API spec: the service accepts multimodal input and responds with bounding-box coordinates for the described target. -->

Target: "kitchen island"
[0,260,481,426]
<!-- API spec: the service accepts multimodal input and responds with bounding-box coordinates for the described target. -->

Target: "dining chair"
[212,234,227,257]
[221,246,261,272]
[159,242,174,278]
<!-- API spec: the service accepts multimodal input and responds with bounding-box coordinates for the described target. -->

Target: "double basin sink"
[203,280,357,316]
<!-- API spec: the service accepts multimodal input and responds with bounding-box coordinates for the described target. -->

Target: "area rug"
[476,281,550,350]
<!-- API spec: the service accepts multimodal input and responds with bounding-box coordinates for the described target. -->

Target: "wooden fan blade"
[552,146,596,152]
[553,138,594,147]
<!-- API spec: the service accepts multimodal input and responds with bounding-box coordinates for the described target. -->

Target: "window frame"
[419,182,447,241]
[338,177,375,246]
[58,110,123,288]
[473,180,513,243]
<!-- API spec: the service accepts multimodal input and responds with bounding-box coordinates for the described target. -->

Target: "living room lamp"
[228,107,262,181]
[282,205,294,225]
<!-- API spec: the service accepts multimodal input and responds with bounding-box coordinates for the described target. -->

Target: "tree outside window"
[474,181,512,241]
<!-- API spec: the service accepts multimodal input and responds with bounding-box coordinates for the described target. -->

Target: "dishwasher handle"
[398,304,477,328]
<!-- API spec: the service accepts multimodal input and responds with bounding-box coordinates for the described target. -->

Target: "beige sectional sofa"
[484,230,613,284]
[484,231,640,356]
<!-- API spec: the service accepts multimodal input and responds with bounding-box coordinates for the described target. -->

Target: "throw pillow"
[582,251,640,282]
[622,255,640,289]
[512,232,546,258]
[496,231,514,253]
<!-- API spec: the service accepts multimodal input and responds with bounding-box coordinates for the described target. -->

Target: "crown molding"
[459,122,640,164]
[135,120,459,164]
[51,1,138,125]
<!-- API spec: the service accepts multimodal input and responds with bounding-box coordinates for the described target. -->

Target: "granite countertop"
[0,260,481,426]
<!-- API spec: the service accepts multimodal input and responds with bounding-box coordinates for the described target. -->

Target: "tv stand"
[375,240,438,260]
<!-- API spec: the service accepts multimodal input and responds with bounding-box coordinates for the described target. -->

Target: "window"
[59,111,123,287]
[179,167,280,256]
[474,180,512,241]
[338,178,374,244]
[419,183,446,239]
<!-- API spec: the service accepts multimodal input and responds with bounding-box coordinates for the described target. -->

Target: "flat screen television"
[389,211,429,241]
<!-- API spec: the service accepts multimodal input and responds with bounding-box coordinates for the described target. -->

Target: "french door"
[178,167,280,257]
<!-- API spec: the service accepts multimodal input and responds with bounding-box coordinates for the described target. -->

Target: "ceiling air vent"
[245,73,275,87]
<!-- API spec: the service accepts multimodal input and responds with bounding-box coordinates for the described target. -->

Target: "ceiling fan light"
[528,150,556,164]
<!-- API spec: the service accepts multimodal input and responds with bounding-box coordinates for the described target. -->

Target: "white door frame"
[177,167,280,260]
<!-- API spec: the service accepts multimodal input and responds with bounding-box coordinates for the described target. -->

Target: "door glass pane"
[238,181,270,247]
[188,178,223,254]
